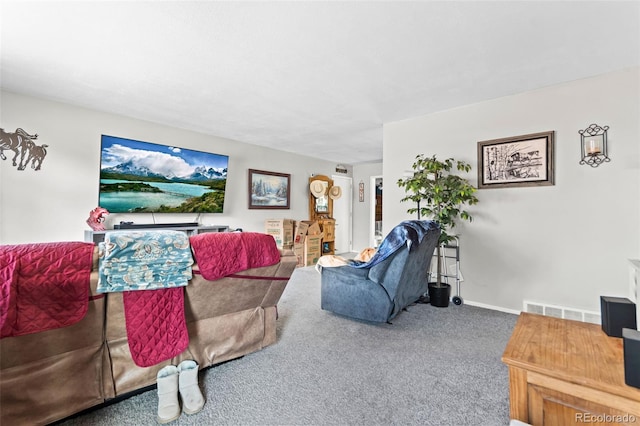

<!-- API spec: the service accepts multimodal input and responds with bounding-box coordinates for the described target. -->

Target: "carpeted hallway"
[61,266,518,426]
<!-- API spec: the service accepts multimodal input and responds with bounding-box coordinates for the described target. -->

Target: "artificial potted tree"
[397,154,478,307]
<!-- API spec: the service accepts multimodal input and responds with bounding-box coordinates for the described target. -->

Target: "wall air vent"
[523,300,601,325]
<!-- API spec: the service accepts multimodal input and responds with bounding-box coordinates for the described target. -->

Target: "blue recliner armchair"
[320,220,441,323]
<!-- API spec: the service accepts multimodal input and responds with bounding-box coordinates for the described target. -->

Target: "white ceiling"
[2,1,639,165]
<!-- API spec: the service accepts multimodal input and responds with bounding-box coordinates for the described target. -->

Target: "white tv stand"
[84,225,229,243]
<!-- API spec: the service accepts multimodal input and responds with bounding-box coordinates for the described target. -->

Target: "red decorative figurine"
[86,207,109,231]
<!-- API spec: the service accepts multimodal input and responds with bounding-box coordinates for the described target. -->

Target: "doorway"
[332,175,352,254]
[370,176,383,248]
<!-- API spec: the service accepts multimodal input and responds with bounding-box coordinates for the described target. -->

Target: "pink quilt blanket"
[123,287,189,367]
[189,232,281,281]
[0,242,95,338]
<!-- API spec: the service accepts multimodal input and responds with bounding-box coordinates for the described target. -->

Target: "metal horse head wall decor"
[0,127,49,171]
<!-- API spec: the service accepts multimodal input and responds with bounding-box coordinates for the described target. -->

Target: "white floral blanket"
[97,230,194,293]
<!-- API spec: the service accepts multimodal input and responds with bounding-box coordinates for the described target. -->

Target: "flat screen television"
[99,135,228,213]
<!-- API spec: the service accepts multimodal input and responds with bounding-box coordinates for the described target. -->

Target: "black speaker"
[623,328,640,389]
[600,296,637,338]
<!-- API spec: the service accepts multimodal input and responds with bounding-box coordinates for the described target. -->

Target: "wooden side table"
[502,313,640,425]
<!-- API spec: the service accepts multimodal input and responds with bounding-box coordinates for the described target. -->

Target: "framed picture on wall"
[477,131,555,189]
[248,169,291,209]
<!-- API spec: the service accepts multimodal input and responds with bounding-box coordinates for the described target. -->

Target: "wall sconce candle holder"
[579,123,610,167]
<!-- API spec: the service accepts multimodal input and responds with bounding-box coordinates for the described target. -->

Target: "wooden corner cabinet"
[502,313,640,425]
[308,175,337,255]
[317,218,335,255]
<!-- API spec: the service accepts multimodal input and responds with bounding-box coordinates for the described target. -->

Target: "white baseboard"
[464,300,521,315]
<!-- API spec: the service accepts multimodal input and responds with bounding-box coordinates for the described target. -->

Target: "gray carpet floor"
[61,266,518,426]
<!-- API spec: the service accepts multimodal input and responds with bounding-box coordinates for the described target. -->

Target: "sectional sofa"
[0,232,296,425]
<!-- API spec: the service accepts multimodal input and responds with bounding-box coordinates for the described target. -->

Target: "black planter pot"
[428,282,451,308]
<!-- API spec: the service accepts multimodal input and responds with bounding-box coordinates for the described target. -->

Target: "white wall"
[383,68,640,313]
[0,91,337,244]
